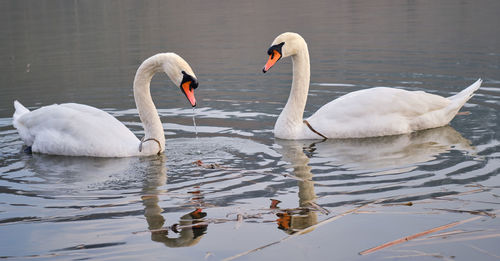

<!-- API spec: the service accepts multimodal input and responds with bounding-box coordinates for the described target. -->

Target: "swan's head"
[179,70,198,107]
[262,32,306,73]
[160,53,199,107]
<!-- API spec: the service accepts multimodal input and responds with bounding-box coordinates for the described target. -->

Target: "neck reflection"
[273,126,473,234]
[141,155,207,248]
[275,139,318,234]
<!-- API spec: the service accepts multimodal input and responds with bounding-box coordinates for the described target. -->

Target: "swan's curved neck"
[275,42,310,134]
[133,59,166,152]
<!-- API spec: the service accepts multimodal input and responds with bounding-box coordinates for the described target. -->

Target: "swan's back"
[307,87,461,138]
[318,87,449,117]
[13,101,140,157]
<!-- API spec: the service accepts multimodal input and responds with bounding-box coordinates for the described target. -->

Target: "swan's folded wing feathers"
[20,103,139,157]
[307,88,452,138]
[314,88,450,120]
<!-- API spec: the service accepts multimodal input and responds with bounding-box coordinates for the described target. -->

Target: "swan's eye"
[181,71,198,90]
[267,42,285,57]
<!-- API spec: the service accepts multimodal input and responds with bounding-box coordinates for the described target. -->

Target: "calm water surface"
[1,1,499,260]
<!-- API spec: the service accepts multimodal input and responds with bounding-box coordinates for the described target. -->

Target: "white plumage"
[13,53,198,157]
[263,32,482,140]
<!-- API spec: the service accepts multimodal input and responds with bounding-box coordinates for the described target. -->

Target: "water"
[1,1,500,260]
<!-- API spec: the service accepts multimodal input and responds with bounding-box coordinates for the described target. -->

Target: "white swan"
[262,32,482,140]
[13,53,198,157]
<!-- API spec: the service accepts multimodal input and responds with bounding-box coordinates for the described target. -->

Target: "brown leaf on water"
[194,160,204,166]
[193,160,224,169]
[456,111,471,115]
[270,199,281,209]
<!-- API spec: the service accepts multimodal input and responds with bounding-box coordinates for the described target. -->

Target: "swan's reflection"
[23,153,207,247]
[274,139,318,234]
[303,126,473,172]
[23,154,140,192]
[141,155,207,248]
[272,126,473,233]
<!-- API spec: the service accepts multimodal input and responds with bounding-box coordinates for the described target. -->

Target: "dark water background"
[1,1,499,260]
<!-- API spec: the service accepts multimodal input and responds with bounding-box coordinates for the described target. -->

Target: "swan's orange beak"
[263,50,281,73]
[181,81,197,107]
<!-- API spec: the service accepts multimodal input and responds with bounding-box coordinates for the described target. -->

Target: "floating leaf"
[193,160,224,169]
[270,199,281,209]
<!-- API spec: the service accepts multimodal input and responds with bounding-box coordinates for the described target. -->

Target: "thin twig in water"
[431,208,496,218]
[421,230,468,239]
[441,188,485,197]
[359,220,471,255]
[307,201,331,215]
[465,244,500,259]
[382,202,414,207]
[381,249,453,260]
[435,197,500,205]
[359,209,500,255]
[356,210,441,215]
[404,233,500,247]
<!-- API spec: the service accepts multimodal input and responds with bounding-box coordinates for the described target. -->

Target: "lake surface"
[1,1,499,260]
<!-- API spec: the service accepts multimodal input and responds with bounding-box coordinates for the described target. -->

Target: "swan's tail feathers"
[448,78,482,104]
[13,100,34,147]
[13,100,30,123]
[444,79,482,121]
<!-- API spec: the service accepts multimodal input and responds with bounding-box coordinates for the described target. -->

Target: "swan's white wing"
[307,87,451,138]
[15,103,140,157]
